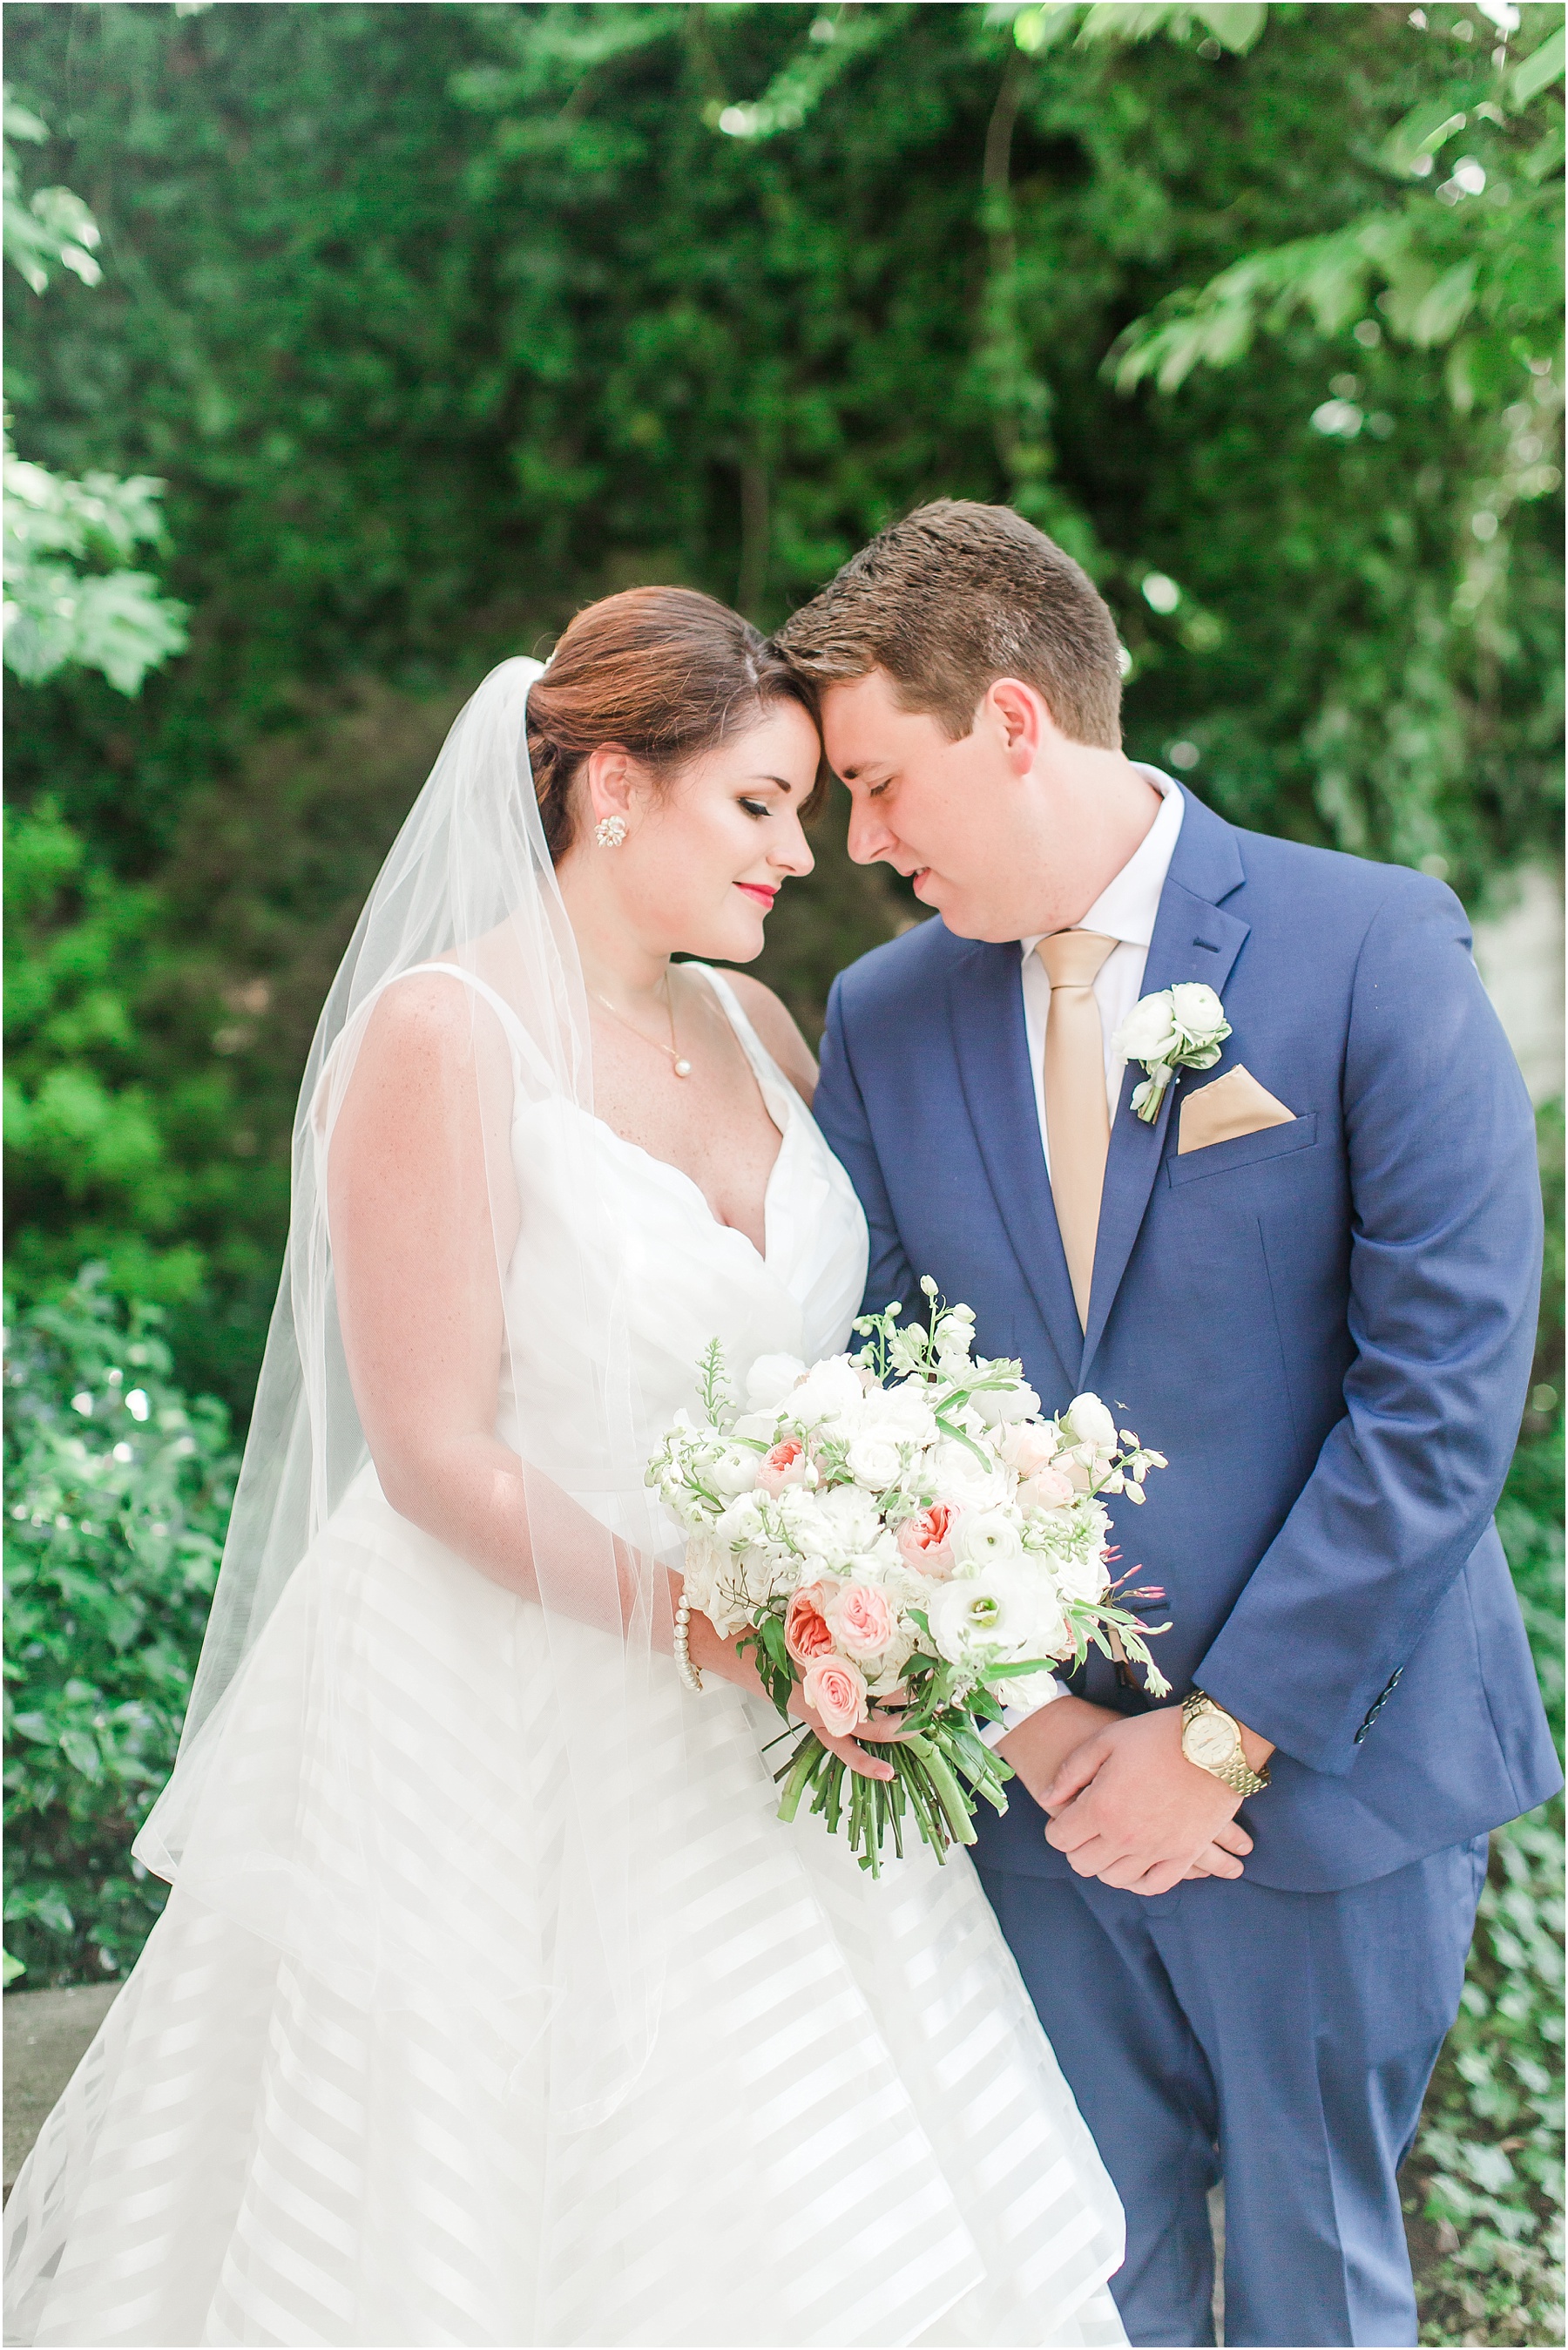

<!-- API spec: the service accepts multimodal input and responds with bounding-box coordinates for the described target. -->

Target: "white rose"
[787,1357,868,1433]
[1064,1393,1118,1454]
[845,1430,905,1492]
[1054,1547,1112,1606]
[745,1352,806,1410]
[861,1383,939,1447]
[1113,992,1179,1065]
[1168,981,1227,1050]
[952,1507,1024,1569]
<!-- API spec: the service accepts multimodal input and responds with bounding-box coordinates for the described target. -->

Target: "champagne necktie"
[1037,930,1119,1328]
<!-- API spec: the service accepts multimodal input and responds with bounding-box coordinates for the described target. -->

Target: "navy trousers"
[977,1838,1487,2348]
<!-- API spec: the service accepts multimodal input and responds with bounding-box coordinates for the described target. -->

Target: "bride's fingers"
[823,1725,896,1781]
[850,1708,909,1744]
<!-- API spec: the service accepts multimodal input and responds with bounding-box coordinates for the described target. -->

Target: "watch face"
[1186,1714,1237,1771]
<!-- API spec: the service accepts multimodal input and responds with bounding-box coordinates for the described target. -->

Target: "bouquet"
[646,1279,1171,1873]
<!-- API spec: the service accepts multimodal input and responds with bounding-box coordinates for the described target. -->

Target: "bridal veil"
[133,656,675,2130]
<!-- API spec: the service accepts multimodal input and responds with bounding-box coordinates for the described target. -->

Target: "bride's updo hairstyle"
[525,585,825,862]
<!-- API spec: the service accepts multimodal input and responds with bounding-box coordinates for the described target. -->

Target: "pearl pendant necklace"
[590,973,692,1078]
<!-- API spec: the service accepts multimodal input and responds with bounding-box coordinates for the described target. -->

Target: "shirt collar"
[1020,767,1185,960]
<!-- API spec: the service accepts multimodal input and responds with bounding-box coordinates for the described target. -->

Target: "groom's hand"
[1041,1707,1271,1896]
[1000,1699,1254,1886]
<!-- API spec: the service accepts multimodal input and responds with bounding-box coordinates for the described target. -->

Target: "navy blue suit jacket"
[814,789,1560,1891]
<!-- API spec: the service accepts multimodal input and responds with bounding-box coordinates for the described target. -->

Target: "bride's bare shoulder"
[719,971,819,1106]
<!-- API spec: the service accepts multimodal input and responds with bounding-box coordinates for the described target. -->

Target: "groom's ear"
[986,677,1047,774]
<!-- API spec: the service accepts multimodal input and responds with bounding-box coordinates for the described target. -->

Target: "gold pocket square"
[1178,1065,1296,1155]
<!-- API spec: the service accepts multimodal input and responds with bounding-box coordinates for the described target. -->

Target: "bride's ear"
[582,743,641,836]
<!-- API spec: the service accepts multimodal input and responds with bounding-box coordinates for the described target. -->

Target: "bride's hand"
[788,1690,907,1783]
[682,1596,905,1782]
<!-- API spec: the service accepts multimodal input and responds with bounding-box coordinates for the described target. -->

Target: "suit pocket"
[1166,1109,1320,1187]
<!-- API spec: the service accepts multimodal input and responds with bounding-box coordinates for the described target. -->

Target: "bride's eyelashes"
[739,796,772,819]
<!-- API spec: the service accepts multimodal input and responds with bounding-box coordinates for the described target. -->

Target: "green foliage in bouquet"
[3,1271,235,1987]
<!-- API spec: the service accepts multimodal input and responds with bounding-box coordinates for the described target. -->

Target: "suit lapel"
[1080,796,1251,1379]
[947,942,1085,1395]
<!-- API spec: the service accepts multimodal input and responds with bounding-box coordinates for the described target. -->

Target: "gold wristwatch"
[1180,1689,1271,1798]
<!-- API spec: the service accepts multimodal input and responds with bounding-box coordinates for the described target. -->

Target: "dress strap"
[686,965,796,1125]
[390,959,532,1059]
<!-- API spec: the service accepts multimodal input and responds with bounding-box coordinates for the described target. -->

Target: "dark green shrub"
[3,1270,234,1985]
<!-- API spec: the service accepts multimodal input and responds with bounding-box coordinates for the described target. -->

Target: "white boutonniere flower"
[1113,982,1231,1123]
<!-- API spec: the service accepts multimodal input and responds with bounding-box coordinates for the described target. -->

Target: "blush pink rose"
[802,1655,869,1738]
[1001,1424,1058,1478]
[757,1436,810,1494]
[1017,1465,1077,1512]
[826,1581,895,1661]
[896,1501,957,1579]
[784,1582,836,1669]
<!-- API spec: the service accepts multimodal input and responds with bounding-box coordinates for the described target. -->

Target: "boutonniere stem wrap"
[1113,984,1232,1123]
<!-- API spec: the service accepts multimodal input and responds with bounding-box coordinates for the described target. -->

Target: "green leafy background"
[3,5,1561,2340]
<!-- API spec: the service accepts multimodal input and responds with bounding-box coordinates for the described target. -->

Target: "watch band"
[1182,1690,1271,1798]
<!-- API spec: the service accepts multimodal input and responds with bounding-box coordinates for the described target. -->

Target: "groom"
[779,502,1559,2349]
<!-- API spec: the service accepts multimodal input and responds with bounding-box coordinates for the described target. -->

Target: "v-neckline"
[585,965,793,1269]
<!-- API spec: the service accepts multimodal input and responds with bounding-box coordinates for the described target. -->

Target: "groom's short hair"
[775,500,1123,749]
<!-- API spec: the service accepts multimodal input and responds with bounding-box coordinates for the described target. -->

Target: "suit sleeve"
[814,976,921,1320]
[1193,877,1543,1775]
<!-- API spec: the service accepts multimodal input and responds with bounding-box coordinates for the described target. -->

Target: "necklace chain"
[589,971,693,1078]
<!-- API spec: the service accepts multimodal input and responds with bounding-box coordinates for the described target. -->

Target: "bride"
[4,588,1127,2348]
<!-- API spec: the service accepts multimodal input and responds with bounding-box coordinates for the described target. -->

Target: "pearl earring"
[594,815,628,849]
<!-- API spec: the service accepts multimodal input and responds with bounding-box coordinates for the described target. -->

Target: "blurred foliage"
[3,91,186,696]
[3,0,1560,1412]
[3,1272,234,1988]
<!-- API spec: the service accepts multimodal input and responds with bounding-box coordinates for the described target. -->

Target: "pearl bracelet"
[673,1592,705,1695]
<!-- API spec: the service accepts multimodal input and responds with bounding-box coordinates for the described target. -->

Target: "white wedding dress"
[5,965,1125,2349]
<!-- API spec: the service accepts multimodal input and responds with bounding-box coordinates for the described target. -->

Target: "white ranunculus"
[926,1562,1060,1667]
[1113,992,1179,1065]
[707,1445,762,1500]
[746,1352,806,1409]
[1064,1393,1118,1454]
[1168,981,1227,1049]
[952,1508,1024,1569]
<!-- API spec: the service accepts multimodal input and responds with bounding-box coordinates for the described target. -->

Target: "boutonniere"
[1112,984,1232,1123]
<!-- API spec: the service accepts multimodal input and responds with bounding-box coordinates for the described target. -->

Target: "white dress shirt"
[1020,769,1185,1175]
[979,768,1184,1751]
